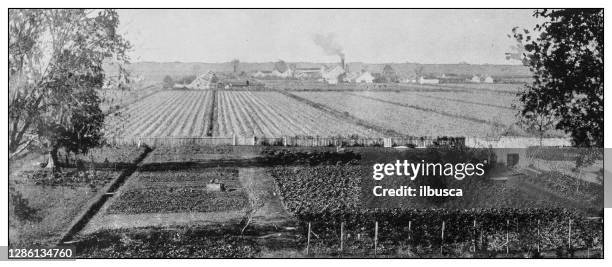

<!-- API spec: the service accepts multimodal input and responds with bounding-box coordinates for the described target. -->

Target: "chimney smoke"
[313,33,345,67]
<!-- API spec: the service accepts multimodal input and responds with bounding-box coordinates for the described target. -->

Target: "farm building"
[322,65,346,84]
[439,77,466,84]
[342,71,359,82]
[438,73,469,84]
[355,72,375,83]
[484,76,495,83]
[172,83,188,89]
[272,69,293,78]
[470,75,482,83]
[294,67,323,80]
[187,71,219,89]
[252,70,272,78]
[418,76,440,84]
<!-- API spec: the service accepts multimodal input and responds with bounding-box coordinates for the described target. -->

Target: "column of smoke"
[313,33,345,69]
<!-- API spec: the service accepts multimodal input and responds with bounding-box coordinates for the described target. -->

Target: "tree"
[274,60,288,73]
[510,9,603,147]
[162,75,174,89]
[382,64,399,83]
[9,9,130,165]
[514,101,556,147]
[574,148,601,192]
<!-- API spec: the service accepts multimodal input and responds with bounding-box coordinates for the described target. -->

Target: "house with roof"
[271,69,293,78]
[355,71,375,83]
[418,76,440,84]
[322,65,346,84]
[294,67,323,80]
[484,76,495,83]
[470,75,482,83]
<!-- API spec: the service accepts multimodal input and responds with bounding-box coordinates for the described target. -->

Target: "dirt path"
[81,211,245,234]
[238,167,291,225]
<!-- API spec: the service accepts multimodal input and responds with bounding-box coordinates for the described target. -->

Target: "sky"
[117,9,542,65]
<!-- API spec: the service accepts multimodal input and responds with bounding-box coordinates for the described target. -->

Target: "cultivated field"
[412,91,520,109]
[106,168,247,214]
[105,90,214,138]
[292,91,506,137]
[215,91,376,137]
[102,83,562,143]
[352,91,518,126]
[433,83,525,93]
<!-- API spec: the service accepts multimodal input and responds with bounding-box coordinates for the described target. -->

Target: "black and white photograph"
[5,6,606,260]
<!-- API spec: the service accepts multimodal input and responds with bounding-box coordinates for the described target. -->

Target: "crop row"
[293,92,501,137]
[215,91,376,137]
[106,90,214,138]
[105,89,524,139]
[351,91,517,126]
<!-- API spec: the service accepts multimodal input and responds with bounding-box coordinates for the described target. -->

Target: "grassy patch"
[9,145,148,247]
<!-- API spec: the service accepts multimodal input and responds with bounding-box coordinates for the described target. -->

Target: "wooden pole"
[306,222,311,256]
[408,220,412,241]
[480,226,483,251]
[340,221,344,254]
[374,221,378,257]
[537,219,541,253]
[441,221,445,254]
[472,220,477,252]
[568,219,572,251]
[506,220,509,255]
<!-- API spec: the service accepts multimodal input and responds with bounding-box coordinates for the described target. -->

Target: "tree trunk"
[45,146,61,172]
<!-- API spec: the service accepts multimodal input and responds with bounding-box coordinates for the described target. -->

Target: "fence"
[106,135,467,148]
[106,135,572,149]
[300,216,602,258]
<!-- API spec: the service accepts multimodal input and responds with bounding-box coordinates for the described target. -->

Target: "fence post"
[441,221,445,254]
[506,220,509,255]
[340,221,344,254]
[306,222,311,256]
[374,221,378,257]
[480,225,484,252]
[472,220,477,252]
[537,219,540,253]
[283,136,287,146]
[252,136,256,146]
[408,220,412,241]
[233,134,237,146]
[568,219,572,251]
